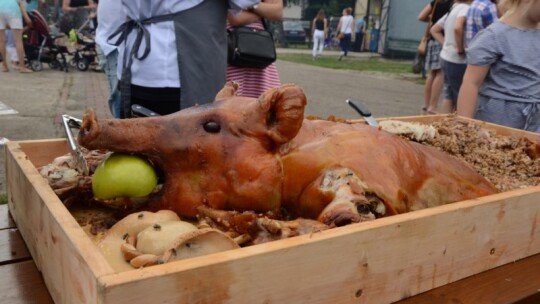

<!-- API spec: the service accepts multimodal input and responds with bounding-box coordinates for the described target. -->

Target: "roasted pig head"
[78,82,497,226]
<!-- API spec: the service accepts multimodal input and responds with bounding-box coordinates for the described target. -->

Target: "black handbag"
[227,20,277,69]
[412,53,425,74]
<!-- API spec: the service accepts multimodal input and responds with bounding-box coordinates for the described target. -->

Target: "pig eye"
[203,121,221,133]
[356,204,371,214]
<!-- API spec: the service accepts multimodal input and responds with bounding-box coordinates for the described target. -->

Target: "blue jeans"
[340,33,352,56]
[96,45,121,118]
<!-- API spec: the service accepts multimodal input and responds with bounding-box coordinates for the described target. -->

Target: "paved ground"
[0,49,425,196]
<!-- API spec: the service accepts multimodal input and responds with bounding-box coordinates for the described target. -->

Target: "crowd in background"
[3,1,537,133]
[419,0,539,133]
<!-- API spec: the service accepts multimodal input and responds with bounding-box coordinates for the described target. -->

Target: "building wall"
[382,0,427,58]
[283,4,302,20]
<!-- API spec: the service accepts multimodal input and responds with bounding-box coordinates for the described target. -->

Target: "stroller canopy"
[26,11,54,47]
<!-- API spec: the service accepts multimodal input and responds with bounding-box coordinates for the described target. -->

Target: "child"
[457,0,540,132]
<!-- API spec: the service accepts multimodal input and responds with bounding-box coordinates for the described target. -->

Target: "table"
[1,203,539,304]
[0,204,53,304]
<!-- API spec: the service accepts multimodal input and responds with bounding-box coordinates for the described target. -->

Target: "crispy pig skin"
[78,82,497,223]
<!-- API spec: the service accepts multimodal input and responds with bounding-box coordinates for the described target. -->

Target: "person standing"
[59,0,95,35]
[418,0,453,114]
[311,9,327,59]
[431,0,472,114]
[95,0,124,118]
[0,0,33,73]
[112,0,262,117]
[226,0,282,98]
[336,7,354,61]
[465,0,499,47]
[457,0,540,132]
[354,16,365,52]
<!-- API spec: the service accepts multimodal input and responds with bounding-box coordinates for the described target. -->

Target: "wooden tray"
[5,115,540,303]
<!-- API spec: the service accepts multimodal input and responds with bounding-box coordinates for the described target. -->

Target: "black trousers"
[130,84,181,116]
[353,32,364,52]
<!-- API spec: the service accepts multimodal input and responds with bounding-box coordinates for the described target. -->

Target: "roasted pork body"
[73,82,496,234]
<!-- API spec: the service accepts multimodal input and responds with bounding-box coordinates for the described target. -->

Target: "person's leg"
[428,69,443,112]
[11,29,31,73]
[7,44,18,69]
[441,61,467,114]
[339,36,346,58]
[312,33,318,58]
[315,32,322,56]
[131,85,181,116]
[423,70,434,111]
[0,29,8,72]
[105,50,121,118]
[343,34,351,56]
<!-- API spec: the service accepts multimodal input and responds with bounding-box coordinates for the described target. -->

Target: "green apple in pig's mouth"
[92,153,158,200]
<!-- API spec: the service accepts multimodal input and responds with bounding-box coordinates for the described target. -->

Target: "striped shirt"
[226,21,281,98]
[465,0,498,47]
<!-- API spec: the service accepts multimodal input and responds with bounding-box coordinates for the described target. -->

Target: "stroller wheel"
[30,60,43,72]
[77,57,89,71]
[49,60,61,70]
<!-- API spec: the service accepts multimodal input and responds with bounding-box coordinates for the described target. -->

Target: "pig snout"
[78,109,100,147]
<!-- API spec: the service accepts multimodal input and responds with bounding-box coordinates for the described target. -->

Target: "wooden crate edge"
[96,188,540,304]
[5,141,114,303]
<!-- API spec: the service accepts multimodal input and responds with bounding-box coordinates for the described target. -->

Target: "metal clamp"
[61,114,88,175]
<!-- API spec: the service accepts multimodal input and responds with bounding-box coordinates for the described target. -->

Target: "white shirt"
[340,15,354,34]
[118,0,260,88]
[437,3,470,64]
[95,0,126,56]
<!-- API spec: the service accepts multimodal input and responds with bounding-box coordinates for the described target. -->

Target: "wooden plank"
[100,187,540,304]
[398,253,540,303]
[6,141,114,304]
[0,260,54,304]
[0,228,30,265]
[0,204,16,229]
[17,139,69,168]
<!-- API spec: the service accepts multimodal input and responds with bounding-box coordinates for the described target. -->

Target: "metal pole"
[365,0,371,52]
[366,0,371,29]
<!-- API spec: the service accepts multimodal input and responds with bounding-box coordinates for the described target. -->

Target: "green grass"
[0,194,7,205]
[277,53,413,74]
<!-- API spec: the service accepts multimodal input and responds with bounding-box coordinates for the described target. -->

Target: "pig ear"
[215,81,239,100]
[259,84,307,145]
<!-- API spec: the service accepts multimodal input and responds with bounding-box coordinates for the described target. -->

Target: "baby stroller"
[68,18,97,71]
[24,10,70,72]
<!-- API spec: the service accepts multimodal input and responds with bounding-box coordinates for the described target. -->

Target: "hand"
[25,17,33,28]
